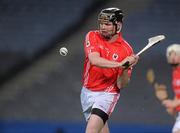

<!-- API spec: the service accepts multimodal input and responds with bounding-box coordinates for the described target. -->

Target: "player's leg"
[81,88,119,133]
[86,113,106,133]
[86,93,119,133]
[86,107,109,133]
[173,130,180,133]
[172,113,180,133]
[173,125,180,133]
[81,88,104,133]
[86,114,110,133]
[100,122,110,133]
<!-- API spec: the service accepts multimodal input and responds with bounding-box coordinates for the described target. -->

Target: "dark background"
[0,0,180,132]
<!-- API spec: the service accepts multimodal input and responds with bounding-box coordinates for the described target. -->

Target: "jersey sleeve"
[123,39,134,56]
[84,31,100,55]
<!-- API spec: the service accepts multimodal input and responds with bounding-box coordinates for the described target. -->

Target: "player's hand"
[162,99,177,108]
[121,54,139,68]
[166,107,176,116]
[129,54,139,67]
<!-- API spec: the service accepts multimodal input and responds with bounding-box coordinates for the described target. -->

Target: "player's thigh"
[80,87,95,121]
[100,122,110,133]
[86,115,110,133]
[86,114,104,133]
[93,92,120,116]
[81,87,120,122]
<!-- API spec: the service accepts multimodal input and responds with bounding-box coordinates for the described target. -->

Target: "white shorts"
[173,112,180,133]
[80,87,120,121]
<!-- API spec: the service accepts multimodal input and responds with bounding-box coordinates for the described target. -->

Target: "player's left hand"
[162,99,177,108]
[129,54,139,67]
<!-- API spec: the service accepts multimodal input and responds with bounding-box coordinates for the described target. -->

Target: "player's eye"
[100,22,112,27]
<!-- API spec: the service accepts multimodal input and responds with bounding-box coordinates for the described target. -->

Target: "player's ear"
[116,22,122,32]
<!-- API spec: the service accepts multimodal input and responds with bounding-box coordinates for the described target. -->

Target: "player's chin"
[169,63,179,67]
[101,34,111,40]
[100,32,107,36]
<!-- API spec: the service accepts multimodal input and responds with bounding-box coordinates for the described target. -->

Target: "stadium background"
[0,0,180,132]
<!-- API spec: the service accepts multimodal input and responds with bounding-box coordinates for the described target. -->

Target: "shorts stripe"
[107,94,119,115]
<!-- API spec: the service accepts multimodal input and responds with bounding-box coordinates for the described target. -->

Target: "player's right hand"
[166,107,176,116]
[121,54,139,68]
[130,54,139,67]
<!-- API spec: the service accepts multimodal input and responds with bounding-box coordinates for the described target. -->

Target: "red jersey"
[172,66,180,111]
[82,31,134,93]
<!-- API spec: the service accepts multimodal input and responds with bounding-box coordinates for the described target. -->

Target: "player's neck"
[108,34,119,43]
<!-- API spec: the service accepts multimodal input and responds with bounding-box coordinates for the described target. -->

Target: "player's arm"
[162,96,178,116]
[88,52,138,68]
[116,55,138,88]
[116,69,130,88]
[88,52,124,68]
[162,96,180,108]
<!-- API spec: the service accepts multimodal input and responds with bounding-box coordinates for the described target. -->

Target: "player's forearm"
[117,69,130,88]
[88,52,138,68]
[89,55,123,68]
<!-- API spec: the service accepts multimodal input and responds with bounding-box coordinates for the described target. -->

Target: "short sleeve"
[122,39,134,56]
[84,31,100,55]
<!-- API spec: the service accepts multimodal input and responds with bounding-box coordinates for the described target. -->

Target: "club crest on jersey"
[86,41,90,47]
[112,53,119,60]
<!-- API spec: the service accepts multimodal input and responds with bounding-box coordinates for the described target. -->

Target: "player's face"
[167,51,180,66]
[99,21,116,39]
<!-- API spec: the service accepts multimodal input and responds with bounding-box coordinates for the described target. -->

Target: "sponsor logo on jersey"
[113,53,118,60]
[86,41,90,47]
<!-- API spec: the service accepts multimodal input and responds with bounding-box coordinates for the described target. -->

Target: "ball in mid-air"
[59,47,68,56]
